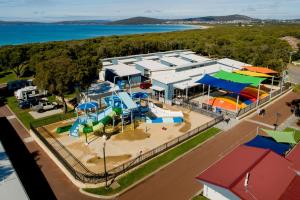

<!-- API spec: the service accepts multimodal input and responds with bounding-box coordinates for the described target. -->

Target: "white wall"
[201,181,240,200]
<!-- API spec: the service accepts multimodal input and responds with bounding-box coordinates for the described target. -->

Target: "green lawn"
[7,96,75,129]
[0,70,32,84]
[83,127,220,196]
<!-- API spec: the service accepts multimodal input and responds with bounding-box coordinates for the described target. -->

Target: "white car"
[32,100,58,113]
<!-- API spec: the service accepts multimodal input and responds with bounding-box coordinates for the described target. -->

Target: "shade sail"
[243,66,278,74]
[244,135,290,155]
[195,74,250,94]
[213,70,265,87]
[77,102,98,110]
[261,129,298,144]
[234,70,272,78]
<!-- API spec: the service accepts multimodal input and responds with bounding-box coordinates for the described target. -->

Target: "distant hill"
[53,20,111,25]
[0,21,42,25]
[107,17,166,25]
[172,14,258,23]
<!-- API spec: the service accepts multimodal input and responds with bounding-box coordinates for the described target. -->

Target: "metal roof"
[217,58,249,69]
[197,145,298,200]
[135,60,170,72]
[105,63,141,77]
[160,56,191,66]
[152,72,191,84]
[180,54,211,63]
[119,58,138,64]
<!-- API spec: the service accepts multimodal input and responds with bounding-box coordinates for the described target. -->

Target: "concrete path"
[0,91,299,200]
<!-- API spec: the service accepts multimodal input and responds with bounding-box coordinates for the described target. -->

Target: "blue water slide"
[70,118,80,137]
[118,92,137,110]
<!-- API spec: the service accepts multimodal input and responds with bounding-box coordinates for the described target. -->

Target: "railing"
[172,99,222,119]
[30,114,223,184]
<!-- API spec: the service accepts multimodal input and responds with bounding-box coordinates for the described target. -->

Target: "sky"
[0,0,300,22]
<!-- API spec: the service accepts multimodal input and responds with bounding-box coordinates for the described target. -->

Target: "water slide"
[90,108,122,133]
[70,106,116,136]
[149,102,184,118]
[118,92,138,110]
[209,97,247,111]
[70,118,80,137]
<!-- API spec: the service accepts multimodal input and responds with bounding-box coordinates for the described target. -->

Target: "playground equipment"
[209,97,247,112]
[147,102,184,124]
[240,87,269,101]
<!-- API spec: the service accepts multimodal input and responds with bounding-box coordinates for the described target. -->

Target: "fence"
[237,83,291,117]
[172,99,222,119]
[30,114,223,184]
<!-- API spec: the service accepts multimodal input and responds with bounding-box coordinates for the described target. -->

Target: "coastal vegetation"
[0,24,300,93]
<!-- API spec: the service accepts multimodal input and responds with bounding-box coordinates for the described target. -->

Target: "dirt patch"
[86,154,131,165]
[114,127,150,141]
[179,112,192,132]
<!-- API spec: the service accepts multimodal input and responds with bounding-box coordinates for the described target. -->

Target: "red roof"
[196,145,298,200]
[286,143,300,171]
[196,146,269,188]
[280,176,300,200]
[232,151,296,200]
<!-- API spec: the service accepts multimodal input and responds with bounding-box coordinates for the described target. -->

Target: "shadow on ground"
[0,117,57,200]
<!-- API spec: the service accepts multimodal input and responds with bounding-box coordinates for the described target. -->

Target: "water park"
[29,50,290,185]
[37,80,212,174]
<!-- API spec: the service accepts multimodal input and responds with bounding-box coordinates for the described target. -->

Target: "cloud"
[244,6,256,12]
[144,9,162,14]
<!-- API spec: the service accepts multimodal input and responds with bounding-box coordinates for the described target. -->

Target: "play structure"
[65,88,184,137]
[209,96,247,111]
[146,102,184,123]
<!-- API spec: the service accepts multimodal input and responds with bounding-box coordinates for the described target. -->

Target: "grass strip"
[7,96,75,129]
[83,127,220,196]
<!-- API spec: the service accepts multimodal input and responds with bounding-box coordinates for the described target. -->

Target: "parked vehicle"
[14,85,47,100]
[140,82,152,89]
[18,98,39,109]
[32,100,58,113]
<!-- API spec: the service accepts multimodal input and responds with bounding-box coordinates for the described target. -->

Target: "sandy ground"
[37,107,212,174]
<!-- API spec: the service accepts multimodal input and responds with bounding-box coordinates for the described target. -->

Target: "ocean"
[0,24,197,46]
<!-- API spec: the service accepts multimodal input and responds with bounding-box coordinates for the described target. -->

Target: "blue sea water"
[0,24,197,46]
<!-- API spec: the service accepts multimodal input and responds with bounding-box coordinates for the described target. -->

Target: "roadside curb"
[80,128,223,199]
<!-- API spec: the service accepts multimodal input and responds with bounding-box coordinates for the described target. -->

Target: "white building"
[100,50,251,104]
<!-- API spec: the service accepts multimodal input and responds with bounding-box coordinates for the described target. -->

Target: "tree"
[35,56,75,113]
[0,46,29,78]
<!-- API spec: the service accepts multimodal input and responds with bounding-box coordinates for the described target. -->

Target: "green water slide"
[81,108,122,134]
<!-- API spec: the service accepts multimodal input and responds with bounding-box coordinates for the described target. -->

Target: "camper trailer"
[14,86,47,100]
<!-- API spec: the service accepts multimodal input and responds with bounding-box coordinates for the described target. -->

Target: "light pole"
[274,112,281,130]
[102,135,108,189]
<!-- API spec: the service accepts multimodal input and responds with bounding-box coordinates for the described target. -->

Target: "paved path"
[0,91,298,200]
